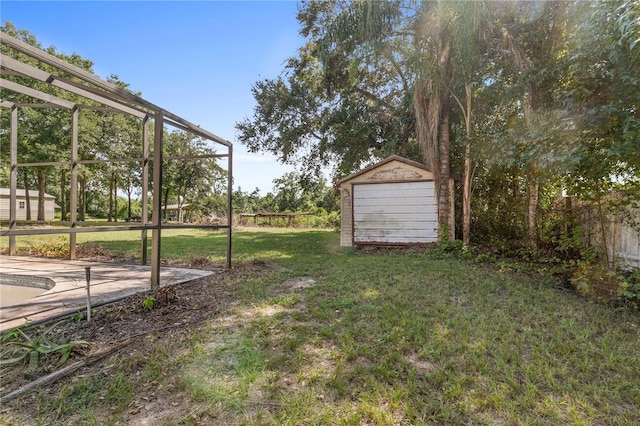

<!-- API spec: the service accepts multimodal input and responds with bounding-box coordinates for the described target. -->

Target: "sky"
[1,0,304,194]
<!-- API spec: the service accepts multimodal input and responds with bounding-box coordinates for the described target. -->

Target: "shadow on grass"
[85,229,340,265]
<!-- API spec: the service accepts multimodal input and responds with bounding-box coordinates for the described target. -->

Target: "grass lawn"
[1,227,639,425]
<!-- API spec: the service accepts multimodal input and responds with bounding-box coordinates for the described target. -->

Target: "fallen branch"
[0,361,85,404]
[0,320,198,404]
[0,338,132,404]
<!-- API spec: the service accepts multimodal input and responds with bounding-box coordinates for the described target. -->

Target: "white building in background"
[0,189,58,220]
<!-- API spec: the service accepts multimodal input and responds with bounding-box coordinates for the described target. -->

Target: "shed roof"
[338,155,431,184]
[0,188,55,199]
[162,204,190,210]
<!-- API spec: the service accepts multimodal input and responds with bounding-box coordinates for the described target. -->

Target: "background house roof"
[0,188,55,199]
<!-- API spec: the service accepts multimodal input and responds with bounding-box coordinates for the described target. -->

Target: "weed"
[141,296,155,310]
[474,252,497,263]
[571,261,627,302]
[622,268,640,304]
[264,294,301,309]
[105,371,135,413]
[27,239,69,258]
[0,321,90,369]
[46,377,106,419]
[428,239,470,259]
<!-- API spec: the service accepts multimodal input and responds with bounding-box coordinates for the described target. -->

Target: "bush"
[425,239,473,259]
[622,268,640,305]
[27,240,68,258]
[304,210,340,229]
[570,261,627,303]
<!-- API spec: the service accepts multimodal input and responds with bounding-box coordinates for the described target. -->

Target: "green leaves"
[161,129,223,216]
[236,0,416,179]
[1,321,91,370]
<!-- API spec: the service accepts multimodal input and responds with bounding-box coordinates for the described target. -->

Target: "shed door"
[353,181,438,244]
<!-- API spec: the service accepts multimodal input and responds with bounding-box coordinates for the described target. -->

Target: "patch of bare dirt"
[0,257,277,424]
[282,277,316,290]
[355,244,435,256]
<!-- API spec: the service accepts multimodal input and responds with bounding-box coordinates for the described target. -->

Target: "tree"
[490,1,572,247]
[408,1,458,239]
[1,22,99,222]
[272,171,333,212]
[443,1,495,245]
[558,0,640,264]
[237,0,418,179]
[562,0,640,193]
[235,1,638,250]
[161,130,223,220]
[238,1,486,240]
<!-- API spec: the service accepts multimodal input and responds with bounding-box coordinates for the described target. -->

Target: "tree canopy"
[237,0,640,247]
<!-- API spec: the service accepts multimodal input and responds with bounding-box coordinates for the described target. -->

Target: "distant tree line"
[231,172,338,213]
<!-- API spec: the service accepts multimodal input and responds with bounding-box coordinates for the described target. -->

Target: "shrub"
[27,240,69,258]
[570,261,627,303]
[0,321,90,370]
[426,239,472,259]
[622,268,640,305]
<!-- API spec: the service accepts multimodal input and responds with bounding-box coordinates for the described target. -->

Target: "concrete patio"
[0,256,213,332]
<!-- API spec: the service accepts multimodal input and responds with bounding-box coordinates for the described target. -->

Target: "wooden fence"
[573,199,640,269]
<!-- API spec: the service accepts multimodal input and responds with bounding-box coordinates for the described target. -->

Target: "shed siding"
[353,181,438,244]
[0,194,56,220]
[340,187,353,246]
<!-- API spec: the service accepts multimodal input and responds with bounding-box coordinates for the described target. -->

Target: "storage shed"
[339,156,454,247]
[0,189,58,220]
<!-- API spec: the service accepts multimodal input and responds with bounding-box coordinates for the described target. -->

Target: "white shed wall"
[0,193,56,220]
[353,181,438,244]
[339,156,453,247]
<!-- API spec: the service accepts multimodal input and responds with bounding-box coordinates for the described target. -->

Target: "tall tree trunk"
[128,192,132,220]
[438,39,453,240]
[505,29,539,248]
[79,176,86,221]
[596,196,611,267]
[113,174,118,223]
[412,21,452,240]
[37,168,46,222]
[438,94,451,239]
[413,83,453,240]
[462,84,473,245]
[414,83,441,180]
[414,85,445,236]
[108,174,114,222]
[60,169,67,222]
[503,3,569,246]
[177,193,184,223]
[528,164,539,247]
[163,188,170,221]
[524,85,538,248]
[23,172,32,221]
